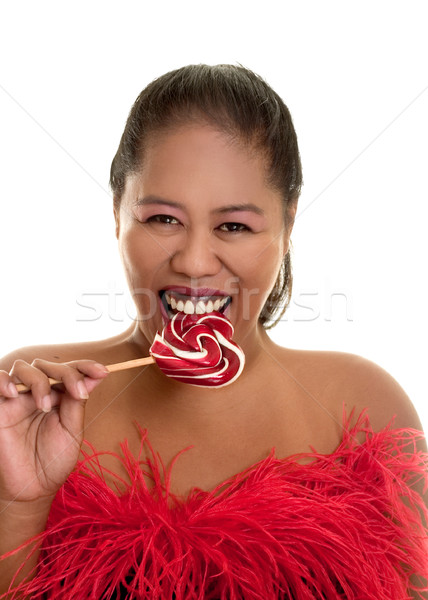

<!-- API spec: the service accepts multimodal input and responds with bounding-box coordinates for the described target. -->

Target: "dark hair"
[110,64,302,328]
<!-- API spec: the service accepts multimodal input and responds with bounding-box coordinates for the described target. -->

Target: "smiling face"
[115,124,295,354]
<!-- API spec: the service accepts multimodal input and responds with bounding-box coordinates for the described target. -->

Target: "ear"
[287,197,298,224]
[113,201,120,239]
[283,198,298,253]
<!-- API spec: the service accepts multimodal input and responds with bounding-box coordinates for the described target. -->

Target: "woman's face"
[115,124,294,352]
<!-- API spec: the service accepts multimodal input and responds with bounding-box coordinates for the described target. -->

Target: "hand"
[0,359,109,504]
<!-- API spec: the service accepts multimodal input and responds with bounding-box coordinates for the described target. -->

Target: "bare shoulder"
[0,327,136,372]
[276,345,425,436]
[326,351,424,434]
[0,342,93,371]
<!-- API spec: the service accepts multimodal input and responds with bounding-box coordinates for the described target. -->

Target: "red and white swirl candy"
[15,313,245,394]
[150,312,245,387]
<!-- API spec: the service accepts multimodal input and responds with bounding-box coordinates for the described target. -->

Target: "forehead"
[126,124,281,209]
[144,124,264,171]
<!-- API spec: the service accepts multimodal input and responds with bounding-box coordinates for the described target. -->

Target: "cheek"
[118,231,161,313]
[118,256,158,323]
[248,236,284,278]
[119,228,165,279]
[119,233,144,281]
[234,244,284,318]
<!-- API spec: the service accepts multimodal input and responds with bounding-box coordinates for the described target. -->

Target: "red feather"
[2,410,428,599]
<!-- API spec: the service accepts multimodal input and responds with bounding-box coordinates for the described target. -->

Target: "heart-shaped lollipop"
[150,312,245,387]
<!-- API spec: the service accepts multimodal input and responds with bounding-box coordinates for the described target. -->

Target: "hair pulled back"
[110,64,302,328]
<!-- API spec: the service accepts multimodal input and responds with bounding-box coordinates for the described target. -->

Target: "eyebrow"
[135,196,181,209]
[135,195,265,216]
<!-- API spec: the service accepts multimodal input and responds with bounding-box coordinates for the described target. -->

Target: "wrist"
[0,495,54,529]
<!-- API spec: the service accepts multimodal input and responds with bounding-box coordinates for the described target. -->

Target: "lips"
[160,288,232,318]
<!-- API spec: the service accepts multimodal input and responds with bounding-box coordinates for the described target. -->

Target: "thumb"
[58,376,104,440]
[84,375,107,395]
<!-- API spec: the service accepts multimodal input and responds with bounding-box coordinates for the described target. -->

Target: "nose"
[170,229,222,279]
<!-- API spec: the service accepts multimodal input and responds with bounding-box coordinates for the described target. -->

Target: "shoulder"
[277,346,425,436]
[0,343,90,370]
[327,351,424,435]
[0,327,136,372]
[270,342,427,518]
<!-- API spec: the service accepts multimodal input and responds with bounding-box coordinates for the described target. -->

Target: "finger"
[33,359,109,399]
[29,360,95,402]
[9,360,53,411]
[0,370,19,398]
[54,362,108,437]
[65,361,109,395]
[64,360,110,382]
[56,389,88,440]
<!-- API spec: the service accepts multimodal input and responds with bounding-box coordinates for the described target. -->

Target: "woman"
[0,65,426,599]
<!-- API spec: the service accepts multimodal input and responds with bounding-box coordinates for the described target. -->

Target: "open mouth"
[160,290,232,318]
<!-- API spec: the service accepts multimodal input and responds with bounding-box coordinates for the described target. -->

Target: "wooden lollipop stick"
[15,356,156,393]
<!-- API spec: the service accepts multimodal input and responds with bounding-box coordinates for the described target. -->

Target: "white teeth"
[195,300,206,314]
[184,300,195,314]
[164,292,230,315]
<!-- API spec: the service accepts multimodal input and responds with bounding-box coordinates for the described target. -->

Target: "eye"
[217,222,251,233]
[145,214,181,226]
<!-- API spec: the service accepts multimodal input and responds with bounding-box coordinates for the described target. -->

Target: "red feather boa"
[2,411,428,599]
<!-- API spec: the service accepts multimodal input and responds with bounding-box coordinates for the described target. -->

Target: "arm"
[0,497,53,597]
[0,349,109,595]
[344,355,427,599]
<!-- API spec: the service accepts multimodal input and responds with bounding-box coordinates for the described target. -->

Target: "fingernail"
[94,363,109,374]
[77,381,89,400]
[41,396,51,413]
[7,383,19,397]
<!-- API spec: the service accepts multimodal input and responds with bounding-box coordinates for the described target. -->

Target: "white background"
[0,1,427,430]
